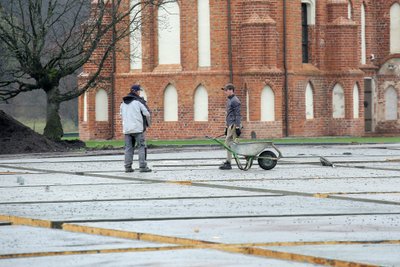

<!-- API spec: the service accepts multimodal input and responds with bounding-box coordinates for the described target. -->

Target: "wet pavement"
[0,143,400,266]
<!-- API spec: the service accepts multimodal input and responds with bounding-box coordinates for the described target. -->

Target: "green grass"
[18,119,78,134]
[68,136,400,149]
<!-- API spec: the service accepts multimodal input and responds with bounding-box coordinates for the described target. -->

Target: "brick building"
[79,0,400,140]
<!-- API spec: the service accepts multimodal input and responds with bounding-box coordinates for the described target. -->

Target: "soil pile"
[0,110,85,154]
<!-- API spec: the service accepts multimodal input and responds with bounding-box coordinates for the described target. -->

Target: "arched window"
[164,85,178,121]
[305,83,314,119]
[301,0,316,25]
[385,87,398,120]
[83,91,88,122]
[158,2,181,65]
[301,0,315,63]
[348,0,353,19]
[194,85,208,121]
[360,3,366,64]
[390,3,400,54]
[130,0,142,70]
[95,89,108,121]
[332,84,345,118]
[198,0,211,67]
[261,86,275,121]
[353,83,359,119]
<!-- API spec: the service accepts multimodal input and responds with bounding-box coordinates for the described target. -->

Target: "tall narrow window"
[198,0,211,67]
[390,3,400,54]
[305,83,314,119]
[261,86,275,121]
[158,3,181,65]
[95,89,108,121]
[348,0,353,19]
[385,87,398,120]
[332,84,345,118]
[301,3,309,63]
[360,3,366,64]
[353,84,359,119]
[130,0,142,70]
[164,85,178,121]
[194,86,208,121]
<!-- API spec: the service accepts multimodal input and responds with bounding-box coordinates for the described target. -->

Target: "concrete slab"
[266,244,400,267]
[0,183,273,203]
[1,144,399,266]
[0,225,169,255]
[209,177,400,195]
[1,195,400,221]
[0,173,128,187]
[82,214,400,244]
[0,248,319,267]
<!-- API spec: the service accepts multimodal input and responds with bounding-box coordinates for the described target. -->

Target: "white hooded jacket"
[120,99,151,134]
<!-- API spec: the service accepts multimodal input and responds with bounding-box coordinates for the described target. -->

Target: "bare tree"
[0,0,173,140]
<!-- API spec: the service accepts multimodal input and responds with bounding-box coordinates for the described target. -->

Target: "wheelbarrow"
[207,136,282,171]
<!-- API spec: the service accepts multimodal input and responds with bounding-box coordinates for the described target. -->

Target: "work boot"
[125,166,134,173]
[139,166,152,173]
[219,161,232,170]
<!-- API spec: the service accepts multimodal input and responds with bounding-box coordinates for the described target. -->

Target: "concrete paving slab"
[82,214,400,244]
[209,177,400,195]
[0,183,274,203]
[1,144,400,266]
[266,244,400,267]
[103,166,398,182]
[0,225,169,255]
[1,195,400,221]
[0,173,129,187]
[0,248,319,267]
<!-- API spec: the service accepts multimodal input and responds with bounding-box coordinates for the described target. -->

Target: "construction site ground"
[0,142,400,267]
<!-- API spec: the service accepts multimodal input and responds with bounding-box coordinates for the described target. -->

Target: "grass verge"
[63,136,400,149]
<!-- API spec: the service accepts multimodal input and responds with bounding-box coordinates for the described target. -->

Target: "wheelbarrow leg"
[234,156,254,171]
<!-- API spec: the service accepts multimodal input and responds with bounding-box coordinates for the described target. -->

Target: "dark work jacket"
[226,94,241,127]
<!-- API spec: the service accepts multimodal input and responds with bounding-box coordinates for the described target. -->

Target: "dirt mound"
[0,110,85,154]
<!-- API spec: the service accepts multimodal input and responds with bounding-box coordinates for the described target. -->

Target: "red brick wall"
[79,0,399,140]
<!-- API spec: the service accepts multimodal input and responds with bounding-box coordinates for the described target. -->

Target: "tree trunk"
[43,87,64,141]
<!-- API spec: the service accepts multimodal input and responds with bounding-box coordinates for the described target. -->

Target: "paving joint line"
[3,213,400,227]
[0,246,192,260]
[0,194,279,205]
[235,240,400,247]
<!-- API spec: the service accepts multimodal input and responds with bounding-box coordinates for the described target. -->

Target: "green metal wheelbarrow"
[207,136,282,171]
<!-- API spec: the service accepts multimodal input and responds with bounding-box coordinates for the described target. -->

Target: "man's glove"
[235,128,241,137]
[224,127,227,136]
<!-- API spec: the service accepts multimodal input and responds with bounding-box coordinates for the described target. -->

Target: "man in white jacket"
[120,84,152,173]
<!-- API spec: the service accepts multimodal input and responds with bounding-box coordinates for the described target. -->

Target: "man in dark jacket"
[219,83,241,170]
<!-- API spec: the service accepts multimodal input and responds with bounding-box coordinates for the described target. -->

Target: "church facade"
[79,0,400,140]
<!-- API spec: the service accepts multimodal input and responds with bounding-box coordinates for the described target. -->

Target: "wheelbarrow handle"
[205,134,225,139]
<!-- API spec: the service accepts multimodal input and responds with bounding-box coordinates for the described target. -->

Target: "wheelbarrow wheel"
[257,150,277,170]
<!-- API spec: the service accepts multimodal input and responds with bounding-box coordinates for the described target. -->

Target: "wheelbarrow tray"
[230,142,273,157]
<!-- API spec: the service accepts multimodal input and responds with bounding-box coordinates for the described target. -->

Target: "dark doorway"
[364,78,373,132]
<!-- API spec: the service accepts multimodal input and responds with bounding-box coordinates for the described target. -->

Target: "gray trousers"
[225,125,238,163]
[124,132,147,168]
